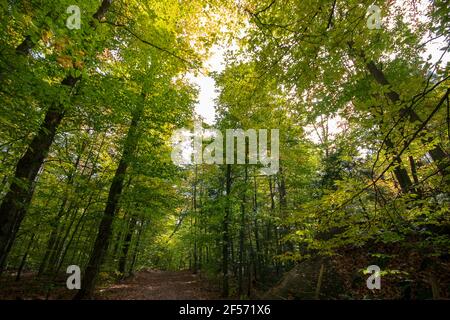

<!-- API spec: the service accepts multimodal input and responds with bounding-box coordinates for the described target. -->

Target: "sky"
[186,44,226,125]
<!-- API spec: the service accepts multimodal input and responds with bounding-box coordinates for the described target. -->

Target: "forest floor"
[0,270,221,300]
[96,270,220,300]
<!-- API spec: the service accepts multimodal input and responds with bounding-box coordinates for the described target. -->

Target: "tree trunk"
[0,95,71,273]
[192,165,198,273]
[348,42,449,176]
[55,191,96,275]
[222,164,232,297]
[238,166,248,297]
[129,221,145,275]
[0,0,113,274]
[118,215,136,277]
[74,99,144,300]
[15,232,37,281]
[252,174,261,281]
[268,177,281,275]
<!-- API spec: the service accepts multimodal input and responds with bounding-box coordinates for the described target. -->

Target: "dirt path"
[95,270,221,300]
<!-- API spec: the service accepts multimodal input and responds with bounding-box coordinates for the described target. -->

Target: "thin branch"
[99,21,199,69]
[326,0,337,30]
[254,0,277,15]
[327,89,450,215]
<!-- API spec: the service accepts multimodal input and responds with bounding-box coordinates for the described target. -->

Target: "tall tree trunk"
[118,215,136,277]
[222,164,232,297]
[111,211,128,263]
[41,139,96,276]
[129,220,145,275]
[38,199,69,277]
[0,96,71,273]
[192,165,198,273]
[252,174,261,281]
[55,191,96,275]
[15,232,37,281]
[278,165,294,260]
[268,176,281,275]
[74,98,144,300]
[0,0,113,273]
[238,166,248,297]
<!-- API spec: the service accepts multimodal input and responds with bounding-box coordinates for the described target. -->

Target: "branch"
[326,0,337,30]
[328,89,450,214]
[100,21,198,68]
[254,0,277,15]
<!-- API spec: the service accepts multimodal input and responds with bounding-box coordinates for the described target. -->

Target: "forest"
[0,0,449,300]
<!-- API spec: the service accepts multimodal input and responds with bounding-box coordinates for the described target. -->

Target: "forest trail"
[96,270,221,300]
